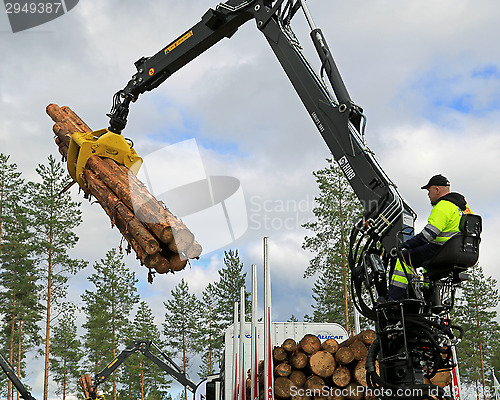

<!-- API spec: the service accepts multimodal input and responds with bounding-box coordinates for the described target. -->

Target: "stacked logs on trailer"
[46,104,202,282]
[246,329,452,400]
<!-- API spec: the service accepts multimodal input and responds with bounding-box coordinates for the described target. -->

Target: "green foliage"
[302,159,362,332]
[196,283,220,378]
[202,250,251,368]
[30,155,87,294]
[163,279,199,398]
[0,153,42,395]
[118,301,171,400]
[82,248,139,398]
[50,304,83,399]
[453,264,500,392]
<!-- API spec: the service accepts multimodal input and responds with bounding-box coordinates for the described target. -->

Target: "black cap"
[421,174,450,189]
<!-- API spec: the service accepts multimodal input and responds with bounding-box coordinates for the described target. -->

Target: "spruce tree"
[163,279,199,400]
[302,158,362,333]
[453,264,500,397]
[29,155,87,400]
[49,303,83,400]
[82,248,139,400]
[119,301,171,400]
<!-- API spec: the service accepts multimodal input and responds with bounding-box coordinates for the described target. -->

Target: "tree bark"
[46,104,202,279]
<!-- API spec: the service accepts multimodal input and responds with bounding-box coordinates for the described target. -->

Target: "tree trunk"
[43,229,54,400]
[46,104,202,279]
[335,347,354,365]
[299,334,321,354]
[320,338,338,354]
[309,351,336,378]
[332,366,351,388]
[282,338,297,353]
[275,363,292,377]
[275,377,293,399]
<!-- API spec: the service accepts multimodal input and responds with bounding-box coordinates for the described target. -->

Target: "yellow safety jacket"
[390,193,472,290]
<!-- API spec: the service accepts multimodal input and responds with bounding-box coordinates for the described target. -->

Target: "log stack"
[246,329,452,400]
[46,104,202,281]
[246,330,377,400]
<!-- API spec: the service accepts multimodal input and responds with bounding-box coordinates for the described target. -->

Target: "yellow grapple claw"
[67,128,143,189]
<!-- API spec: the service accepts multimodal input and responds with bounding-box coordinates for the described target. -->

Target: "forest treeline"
[1,154,498,400]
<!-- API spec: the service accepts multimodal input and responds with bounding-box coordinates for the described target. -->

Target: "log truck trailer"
[67,0,482,399]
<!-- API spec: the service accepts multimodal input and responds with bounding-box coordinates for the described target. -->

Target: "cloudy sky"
[2,0,500,397]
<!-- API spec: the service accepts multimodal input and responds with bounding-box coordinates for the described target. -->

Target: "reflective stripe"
[392,270,407,278]
[391,280,408,289]
[425,223,441,235]
[438,231,458,238]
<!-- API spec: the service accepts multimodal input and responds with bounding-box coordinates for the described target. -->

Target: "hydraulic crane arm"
[99,2,478,399]
[0,352,36,400]
[107,0,416,258]
[88,340,196,398]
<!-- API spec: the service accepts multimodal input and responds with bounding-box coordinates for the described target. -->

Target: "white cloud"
[2,0,500,397]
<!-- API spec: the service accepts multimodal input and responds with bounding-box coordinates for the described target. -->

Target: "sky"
[2,0,500,398]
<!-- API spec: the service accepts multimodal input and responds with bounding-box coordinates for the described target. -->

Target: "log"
[46,104,202,279]
[321,339,339,354]
[291,352,309,369]
[343,383,364,400]
[335,347,354,365]
[283,338,298,353]
[347,340,367,361]
[352,360,367,387]
[289,370,307,388]
[274,347,289,363]
[331,366,351,388]
[300,334,321,354]
[309,351,336,378]
[275,377,294,399]
[339,330,376,349]
[304,375,325,393]
[291,388,311,400]
[275,363,292,378]
[424,370,452,388]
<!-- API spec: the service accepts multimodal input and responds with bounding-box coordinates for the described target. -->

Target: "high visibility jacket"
[390,192,472,290]
[405,192,472,249]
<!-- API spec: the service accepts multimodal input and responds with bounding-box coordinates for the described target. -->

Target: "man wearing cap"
[387,174,473,301]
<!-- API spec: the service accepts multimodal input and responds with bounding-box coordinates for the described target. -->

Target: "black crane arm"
[0,352,37,400]
[107,0,416,258]
[92,340,197,395]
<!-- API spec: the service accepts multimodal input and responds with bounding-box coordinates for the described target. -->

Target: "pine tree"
[0,154,42,400]
[49,303,83,400]
[82,248,139,400]
[29,155,87,400]
[453,264,500,398]
[163,279,199,400]
[119,301,171,400]
[302,158,362,333]
[213,250,250,326]
[196,283,220,378]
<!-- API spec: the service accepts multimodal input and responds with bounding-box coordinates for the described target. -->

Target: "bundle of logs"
[46,104,202,282]
[248,329,452,400]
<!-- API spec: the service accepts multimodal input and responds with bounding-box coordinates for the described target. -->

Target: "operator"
[387,174,472,301]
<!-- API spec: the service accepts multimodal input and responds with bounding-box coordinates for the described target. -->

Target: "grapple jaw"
[67,128,142,189]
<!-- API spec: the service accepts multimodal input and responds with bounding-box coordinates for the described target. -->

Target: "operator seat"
[422,214,482,280]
